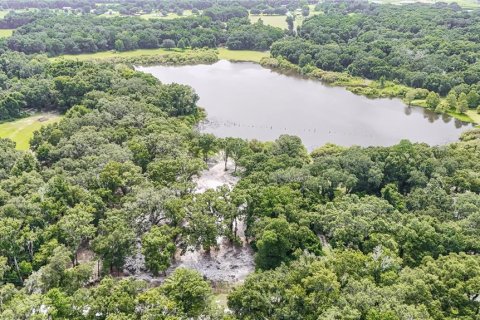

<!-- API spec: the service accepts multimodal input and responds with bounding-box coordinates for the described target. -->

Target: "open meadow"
[0,113,61,150]
[0,29,14,37]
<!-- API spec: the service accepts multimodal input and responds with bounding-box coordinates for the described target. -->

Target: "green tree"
[92,211,135,274]
[58,204,96,265]
[457,92,468,113]
[161,39,176,49]
[446,90,457,109]
[425,91,440,109]
[177,38,188,49]
[160,268,211,317]
[466,90,479,108]
[255,217,293,270]
[301,5,310,17]
[286,15,294,33]
[195,133,218,163]
[141,225,177,276]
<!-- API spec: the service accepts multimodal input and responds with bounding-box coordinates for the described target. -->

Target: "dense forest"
[273,1,480,97]
[4,12,283,55]
[0,0,479,319]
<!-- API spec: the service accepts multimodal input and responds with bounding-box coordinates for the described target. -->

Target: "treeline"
[0,0,316,13]
[0,0,93,10]
[4,13,284,56]
[0,10,51,29]
[272,1,480,97]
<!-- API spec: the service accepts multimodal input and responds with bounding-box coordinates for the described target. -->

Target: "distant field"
[0,114,61,150]
[54,48,269,63]
[0,29,14,38]
[99,11,120,18]
[249,15,289,29]
[249,6,322,30]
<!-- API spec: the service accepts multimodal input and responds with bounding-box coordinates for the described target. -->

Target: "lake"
[137,61,473,150]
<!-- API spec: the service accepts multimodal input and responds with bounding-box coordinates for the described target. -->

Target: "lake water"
[137,61,473,150]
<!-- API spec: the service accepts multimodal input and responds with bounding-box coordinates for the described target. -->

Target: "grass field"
[249,14,289,29]
[99,10,120,18]
[249,5,322,30]
[0,29,14,38]
[217,48,269,62]
[54,48,269,63]
[0,114,61,150]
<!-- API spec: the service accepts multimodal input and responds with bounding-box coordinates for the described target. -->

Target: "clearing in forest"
[0,113,61,150]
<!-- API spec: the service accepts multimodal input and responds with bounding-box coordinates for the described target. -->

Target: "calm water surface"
[138,61,473,150]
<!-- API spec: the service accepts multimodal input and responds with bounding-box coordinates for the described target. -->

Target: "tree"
[457,92,468,113]
[92,211,135,274]
[177,38,188,49]
[195,133,218,163]
[286,15,294,33]
[425,92,440,109]
[0,218,25,285]
[466,90,479,108]
[255,217,293,270]
[114,39,125,51]
[160,268,211,317]
[379,75,386,88]
[302,5,310,17]
[404,92,415,107]
[161,39,176,50]
[0,256,9,284]
[446,90,457,109]
[229,138,250,173]
[58,204,96,265]
[141,226,177,276]
[435,100,450,113]
[86,277,146,318]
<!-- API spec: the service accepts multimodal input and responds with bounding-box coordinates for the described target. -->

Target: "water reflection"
[138,61,474,149]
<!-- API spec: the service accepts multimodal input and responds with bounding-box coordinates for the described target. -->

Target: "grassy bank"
[0,113,61,150]
[260,56,479,124]
[216,48,269,63]
[53,48,184,61]
[53,48,268,63]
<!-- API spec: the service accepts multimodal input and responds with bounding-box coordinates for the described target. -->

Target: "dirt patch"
[124,156,254,285]
[193,155,239,193]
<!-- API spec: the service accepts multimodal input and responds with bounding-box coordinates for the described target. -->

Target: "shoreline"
[51,48,480,127]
